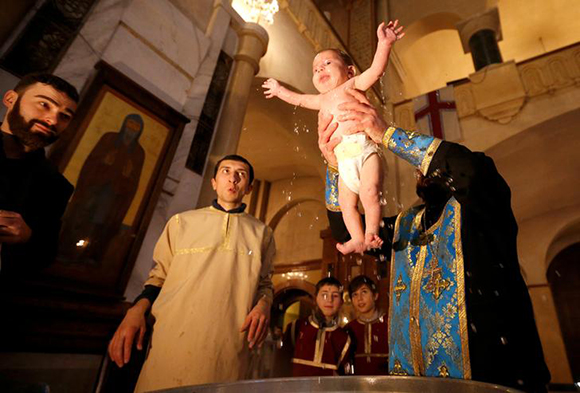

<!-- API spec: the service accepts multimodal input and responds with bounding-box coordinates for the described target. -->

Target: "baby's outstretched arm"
[262,78,321,110]
[354,20,405,91]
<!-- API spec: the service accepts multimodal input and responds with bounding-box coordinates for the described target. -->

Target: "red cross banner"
[413,85,462,141]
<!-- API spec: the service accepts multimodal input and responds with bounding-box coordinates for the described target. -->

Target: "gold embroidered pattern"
[410,244,427,376]
[175,210,260,261]
[420,139,442,176]
[453,200,472,379]
[387,213,404,347]
[439,364,450,378]
[326,169,341,212]
[394,275,407,302]
[391,359,409,376]
[382,127,397,147]
[423,269,451,300]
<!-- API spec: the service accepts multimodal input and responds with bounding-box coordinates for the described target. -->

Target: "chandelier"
[281,271,308,280]
[232,0,279,25]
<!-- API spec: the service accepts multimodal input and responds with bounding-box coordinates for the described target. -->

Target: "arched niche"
[547,243,580,382]
[270,199,328,266]
[271,279,316,330]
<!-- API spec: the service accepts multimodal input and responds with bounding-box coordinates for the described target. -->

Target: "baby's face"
[312,50,351,93]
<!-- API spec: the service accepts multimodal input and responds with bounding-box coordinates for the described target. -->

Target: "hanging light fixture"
[232,0,279,25]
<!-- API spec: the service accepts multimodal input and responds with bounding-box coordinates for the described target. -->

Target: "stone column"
[196,22,269,208]
[456,8,503,71]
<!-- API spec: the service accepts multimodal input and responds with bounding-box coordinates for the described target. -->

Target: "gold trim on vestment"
[382,127,397,147]
[365,323,371,355]
[308,316,339,331]
[419,139,442,176]
[338,336,352,365]
[410,244,427,376]
[314,329,325,364]
[453,201,471,379]
[388,212,404,349]
[291,358,338,370]
[222,212,231,248]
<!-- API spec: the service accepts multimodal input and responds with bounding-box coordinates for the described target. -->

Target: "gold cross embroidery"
[424,268,451,300]
[391,359,409,376]
[394,275,407,302]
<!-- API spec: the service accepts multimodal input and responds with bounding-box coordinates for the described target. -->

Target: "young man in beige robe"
[108,155,275,392]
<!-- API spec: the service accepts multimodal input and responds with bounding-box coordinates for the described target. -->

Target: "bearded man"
[0,73,78,277]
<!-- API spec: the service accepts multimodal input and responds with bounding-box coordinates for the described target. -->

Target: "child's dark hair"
[315,276,344,295]
[14,73,80,103]
[348,275,378,296]
[213,154,254,185]
[317,48,354,67]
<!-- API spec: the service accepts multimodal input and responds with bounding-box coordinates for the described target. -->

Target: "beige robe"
[134,206,275,392]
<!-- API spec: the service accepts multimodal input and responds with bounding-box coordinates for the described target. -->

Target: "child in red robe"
[346,275,389,375]
[283,277,352,376]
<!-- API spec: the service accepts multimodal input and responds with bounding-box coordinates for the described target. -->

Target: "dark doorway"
[547,242,580,382]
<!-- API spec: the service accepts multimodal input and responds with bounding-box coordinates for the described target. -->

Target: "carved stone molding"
[392,40,580,126]
[468,61,526,124]
[520,45,580,97]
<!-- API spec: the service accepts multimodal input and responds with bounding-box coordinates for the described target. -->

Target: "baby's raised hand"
[262,78,281,98]
[377,20,405,46]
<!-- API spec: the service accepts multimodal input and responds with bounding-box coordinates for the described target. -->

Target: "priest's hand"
[241,297,271,349]
[0,210,32,244]
[108,299,149,367]
[318,113,341,168]
[337,89,389,144]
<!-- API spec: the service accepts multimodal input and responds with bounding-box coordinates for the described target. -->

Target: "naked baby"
[263,21,404,254]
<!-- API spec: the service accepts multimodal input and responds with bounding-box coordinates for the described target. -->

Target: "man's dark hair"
[315,276,344,295]
[14,73,80,103]
[348,275,378,296]
[317,48,354,67]
[213,154,254,185]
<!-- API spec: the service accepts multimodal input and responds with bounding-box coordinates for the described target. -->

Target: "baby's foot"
[336,239,366,255]
[365,233,383,250]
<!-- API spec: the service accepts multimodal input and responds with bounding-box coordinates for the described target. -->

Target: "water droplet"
[379,221,385,228]
[379,254,386,262]
[248,250,253,255]
[380,197,387,206]
[500,336,508,345]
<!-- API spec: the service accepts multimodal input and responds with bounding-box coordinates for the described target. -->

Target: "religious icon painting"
[45,61,189,295]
